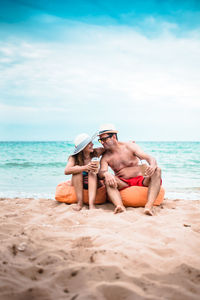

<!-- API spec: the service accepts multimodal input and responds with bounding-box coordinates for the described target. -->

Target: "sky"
[0,0,200,141]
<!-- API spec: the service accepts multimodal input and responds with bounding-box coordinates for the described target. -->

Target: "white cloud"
[0,21,200,140]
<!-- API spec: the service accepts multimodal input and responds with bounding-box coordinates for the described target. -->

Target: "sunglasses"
[98,133,113,143]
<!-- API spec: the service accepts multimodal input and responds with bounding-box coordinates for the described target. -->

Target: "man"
[98,124,162,215]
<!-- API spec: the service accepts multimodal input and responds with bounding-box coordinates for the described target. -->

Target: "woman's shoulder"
[68,155,75,162]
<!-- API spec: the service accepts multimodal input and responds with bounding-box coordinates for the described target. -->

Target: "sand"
[0,197,200,300]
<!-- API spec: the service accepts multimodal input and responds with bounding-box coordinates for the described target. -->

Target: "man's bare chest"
[107,150,138,171]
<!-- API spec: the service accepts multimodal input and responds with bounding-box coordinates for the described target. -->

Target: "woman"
[64,133,105,211]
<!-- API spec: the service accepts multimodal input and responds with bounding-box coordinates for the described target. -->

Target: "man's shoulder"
[101,150,112,160]
[119,141,138,149]
[101,149,109,156]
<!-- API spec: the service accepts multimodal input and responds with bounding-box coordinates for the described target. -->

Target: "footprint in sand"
[144,263,200,298]
[191,225,200,234]
[35,253,64,266]
[184,212,200,223]
[97,283,145,300]
[148,247,175,257]
[72,236,93,248]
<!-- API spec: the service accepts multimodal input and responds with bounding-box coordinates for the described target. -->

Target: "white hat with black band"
[98,123,118,136]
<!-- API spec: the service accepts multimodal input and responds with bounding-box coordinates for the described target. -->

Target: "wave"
[0,191,55,200]
[0,162,66,168]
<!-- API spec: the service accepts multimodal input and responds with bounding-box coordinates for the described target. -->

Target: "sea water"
[0,141,199,200]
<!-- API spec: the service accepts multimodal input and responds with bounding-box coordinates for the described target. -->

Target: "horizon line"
[0,140,199,143]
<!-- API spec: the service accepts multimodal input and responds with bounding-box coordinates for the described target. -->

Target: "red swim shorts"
[119,176,162,189]
[119,176,145,187]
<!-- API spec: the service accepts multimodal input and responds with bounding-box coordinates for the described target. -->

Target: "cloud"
[0,18,200,140]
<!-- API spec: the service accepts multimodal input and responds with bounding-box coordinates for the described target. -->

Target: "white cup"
[91,157,99,174]
[138,160,148,177]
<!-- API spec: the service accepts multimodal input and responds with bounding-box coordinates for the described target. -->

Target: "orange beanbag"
[55,181,107,204]
[120,186,165,207]
[55,181,165,207]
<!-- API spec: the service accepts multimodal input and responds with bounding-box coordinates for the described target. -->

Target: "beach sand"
[0,197,200,300]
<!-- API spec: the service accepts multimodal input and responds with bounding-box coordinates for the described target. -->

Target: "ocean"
[0,141,199,200]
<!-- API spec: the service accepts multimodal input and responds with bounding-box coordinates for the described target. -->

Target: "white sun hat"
[98,123,118,136]
[72,132,97,155]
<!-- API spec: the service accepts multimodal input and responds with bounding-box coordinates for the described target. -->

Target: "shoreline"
[1,195,200,202]
[1,197,200,300]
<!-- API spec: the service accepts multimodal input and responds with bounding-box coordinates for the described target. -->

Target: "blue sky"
[0,0,200,141]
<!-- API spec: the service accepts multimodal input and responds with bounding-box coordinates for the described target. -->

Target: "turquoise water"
[0,141,199,200]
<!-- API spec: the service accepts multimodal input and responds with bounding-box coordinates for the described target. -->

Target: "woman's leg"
[72,173,83,211]
[88,172,97,209]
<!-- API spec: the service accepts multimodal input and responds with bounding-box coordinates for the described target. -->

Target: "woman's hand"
[86,161,98,173]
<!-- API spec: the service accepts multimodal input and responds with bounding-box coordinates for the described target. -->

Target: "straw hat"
[98,123,118,136]
[72,133,96,155]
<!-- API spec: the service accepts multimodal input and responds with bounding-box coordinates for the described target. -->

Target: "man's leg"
[72,173,83,211]
[88,172,97,209]
[142,167,162,216]
[105,177,128,214]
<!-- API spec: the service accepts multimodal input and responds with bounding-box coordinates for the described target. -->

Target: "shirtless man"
[98,124,162,215]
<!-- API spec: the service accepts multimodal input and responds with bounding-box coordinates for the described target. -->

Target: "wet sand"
[0,197,200,300]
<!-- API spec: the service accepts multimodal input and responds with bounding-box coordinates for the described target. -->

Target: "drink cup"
[138,160,148,177]
[92,157,99,174]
